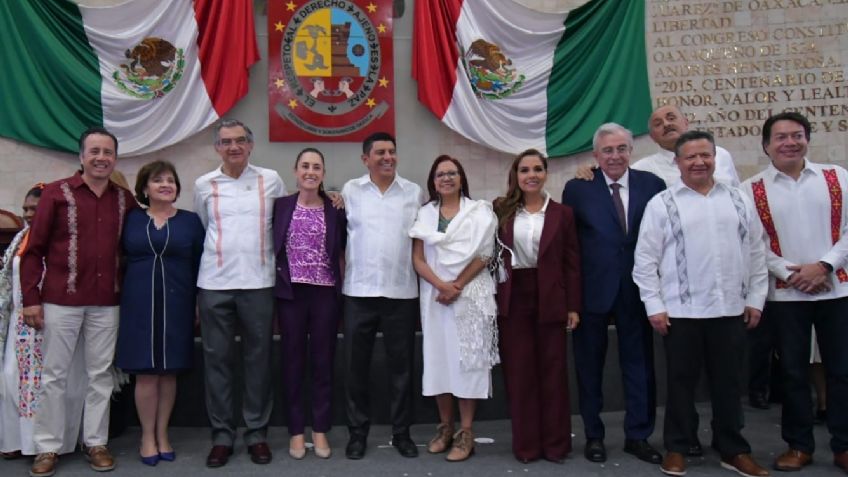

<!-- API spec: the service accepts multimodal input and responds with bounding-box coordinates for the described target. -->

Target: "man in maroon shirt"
[21,127,136,477]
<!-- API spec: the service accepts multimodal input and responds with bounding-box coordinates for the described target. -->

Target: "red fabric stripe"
[193,0,260,116]
[412,0,463,119]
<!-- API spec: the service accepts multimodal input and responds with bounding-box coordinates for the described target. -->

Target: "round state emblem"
[276,0,389,137]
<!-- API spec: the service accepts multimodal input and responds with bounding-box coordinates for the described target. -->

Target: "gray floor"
[1,404,843,477]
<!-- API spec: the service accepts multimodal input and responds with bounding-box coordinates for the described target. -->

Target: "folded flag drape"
[0,0,259,156]
[413,0,652,157]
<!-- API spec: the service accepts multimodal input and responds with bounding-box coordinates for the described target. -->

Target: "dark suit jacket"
[272,193,347,300]
[496,200,581,324]
[561,168,665,315]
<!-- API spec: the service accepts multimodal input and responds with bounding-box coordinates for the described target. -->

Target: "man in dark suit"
[562,123,665,465]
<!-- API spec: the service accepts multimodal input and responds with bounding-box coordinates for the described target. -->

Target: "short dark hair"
[78,127,118,156]
[362,132,396,155]
[426,155,471,203]
[134,160,181,206]
[674,130,715,158]
[215,119,254,144]
[25,184,44,201]
[762,111,811,150]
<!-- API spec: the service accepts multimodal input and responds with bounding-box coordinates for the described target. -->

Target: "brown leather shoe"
[2,450,22,460]
[835,451,848,474]
[248,442,272,464]
[84,446,115,472]
[205,445,233,468]
[721,453,770,477]
[661,452,687,476]
[774,449,812,471]
[427,423,454,454]
[446,429,475,462]
[29,453,58,477]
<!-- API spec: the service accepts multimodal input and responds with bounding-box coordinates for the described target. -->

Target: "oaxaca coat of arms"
[268,0,395,142]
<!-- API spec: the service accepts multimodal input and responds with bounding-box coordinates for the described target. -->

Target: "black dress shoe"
[346,435,367,460]
[392,434,419,458]
[584,439,607,463]
[248,442,272,464]
[687,442,703,457]
[205,445,233,468]
[624,439,663,464]
[749,392,770,410]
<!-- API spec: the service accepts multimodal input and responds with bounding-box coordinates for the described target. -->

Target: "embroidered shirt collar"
[767,158,815,181]
[212,163,257,180]
[672,178,725,197]
[354,173,410,192]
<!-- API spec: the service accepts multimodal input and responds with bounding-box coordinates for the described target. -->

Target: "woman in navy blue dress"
[116,161,204,465]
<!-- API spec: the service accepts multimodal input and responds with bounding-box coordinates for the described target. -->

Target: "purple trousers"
[277,283,340,435]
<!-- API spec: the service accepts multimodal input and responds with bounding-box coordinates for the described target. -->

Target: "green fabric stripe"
[545,0,651,157]
[0,0,102,153]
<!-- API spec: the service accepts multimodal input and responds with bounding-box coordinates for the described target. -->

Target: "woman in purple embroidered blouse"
[272,148,346,460]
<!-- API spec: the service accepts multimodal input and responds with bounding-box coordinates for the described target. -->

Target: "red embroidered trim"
[822,169,848,283]
[751,179,789,289]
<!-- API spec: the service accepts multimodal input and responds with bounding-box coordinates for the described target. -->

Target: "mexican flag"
[413,0,651,157]
[0,0,258,156]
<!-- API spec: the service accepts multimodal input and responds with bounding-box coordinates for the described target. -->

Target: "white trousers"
[34,304,118,453]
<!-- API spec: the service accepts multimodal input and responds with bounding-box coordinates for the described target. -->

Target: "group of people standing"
[0,107,846,477]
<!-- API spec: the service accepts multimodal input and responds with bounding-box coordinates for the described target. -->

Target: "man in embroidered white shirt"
[194,119,285,468]
[633,130,770,477]
[341,132,423,460]
[740,112,848,474]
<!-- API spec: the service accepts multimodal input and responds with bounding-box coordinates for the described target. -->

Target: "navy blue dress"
[116,208,205,374]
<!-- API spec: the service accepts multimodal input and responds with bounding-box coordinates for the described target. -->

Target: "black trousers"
[342,296,418,437]
[747,308,776,397]
[769,298,848,454]
[663,316,751,458]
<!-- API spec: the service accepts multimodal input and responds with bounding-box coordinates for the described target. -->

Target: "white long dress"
[410,198,499,399]
[0,231,86,455]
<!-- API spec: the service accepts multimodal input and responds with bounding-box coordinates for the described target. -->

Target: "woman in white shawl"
[0,185,86,459]
[409,156,499,462]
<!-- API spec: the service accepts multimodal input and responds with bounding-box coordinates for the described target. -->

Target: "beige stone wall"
[646,0,848,178]
[1,0,845,215]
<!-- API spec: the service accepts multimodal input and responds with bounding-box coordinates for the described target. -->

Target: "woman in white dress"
[0,185,87,459]
[409,156,499,462]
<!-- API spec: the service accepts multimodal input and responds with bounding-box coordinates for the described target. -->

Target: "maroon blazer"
[496,200,581,324]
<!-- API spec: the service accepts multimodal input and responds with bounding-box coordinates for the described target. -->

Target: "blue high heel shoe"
[140,452,160,466]
[158,451,176,462]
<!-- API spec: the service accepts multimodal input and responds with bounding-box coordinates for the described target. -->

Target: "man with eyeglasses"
[562,123,666,466]
[193,119,286,468]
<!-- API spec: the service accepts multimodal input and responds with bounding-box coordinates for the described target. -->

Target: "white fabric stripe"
[80,0,218,156]
[442,0,567,156]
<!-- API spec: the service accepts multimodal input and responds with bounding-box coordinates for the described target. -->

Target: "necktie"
[610,183,627,234]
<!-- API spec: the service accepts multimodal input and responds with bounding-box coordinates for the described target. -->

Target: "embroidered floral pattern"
[286,205,334,286]
[821,169,848,283]
[751,179,788,289]
[258,175,267,267]
[115,190,126,292]
[15,310,43,418]
[60,182,79,294]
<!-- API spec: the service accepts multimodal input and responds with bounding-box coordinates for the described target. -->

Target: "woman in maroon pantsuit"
[493,149,581,464]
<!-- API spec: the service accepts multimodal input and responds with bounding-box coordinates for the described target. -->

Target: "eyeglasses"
[599,145,630,156]
[435,171,459,179]
[218,136,249,146]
